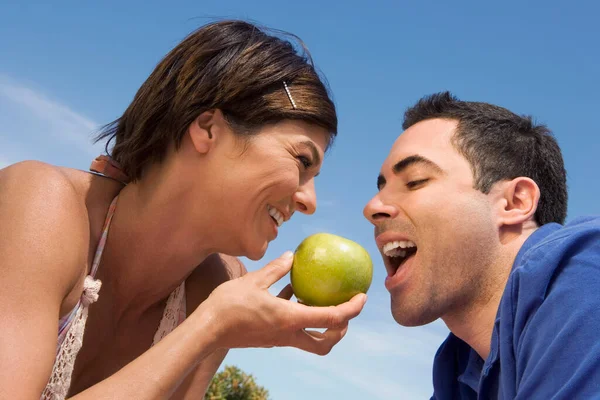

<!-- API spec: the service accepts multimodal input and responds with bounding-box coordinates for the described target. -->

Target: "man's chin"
[391,304,439,327]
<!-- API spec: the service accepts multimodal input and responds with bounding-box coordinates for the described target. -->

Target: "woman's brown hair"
[95,20,337,181]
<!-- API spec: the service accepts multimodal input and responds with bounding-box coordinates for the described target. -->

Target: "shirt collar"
[512,223,562,270]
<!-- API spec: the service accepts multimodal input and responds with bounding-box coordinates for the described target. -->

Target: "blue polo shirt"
[431,216,600,399]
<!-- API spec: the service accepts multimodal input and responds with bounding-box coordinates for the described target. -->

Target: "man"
[363,91,600,399]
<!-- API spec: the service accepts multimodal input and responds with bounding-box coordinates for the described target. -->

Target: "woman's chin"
[243,242,269,261]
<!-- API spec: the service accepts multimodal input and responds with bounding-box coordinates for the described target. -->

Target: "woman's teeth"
[383,240,416,257]
[267,205,284,227]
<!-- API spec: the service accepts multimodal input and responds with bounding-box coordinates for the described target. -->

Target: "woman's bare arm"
[0,162,89,399]
[72,252,366,400]
[172,254,247,399]
[1,163,366,400]
[0,163,223,399]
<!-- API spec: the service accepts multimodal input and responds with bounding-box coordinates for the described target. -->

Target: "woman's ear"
[496,177,540,227]
[188,110,221,154]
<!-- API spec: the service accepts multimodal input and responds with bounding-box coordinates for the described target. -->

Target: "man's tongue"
[390,248,417,275]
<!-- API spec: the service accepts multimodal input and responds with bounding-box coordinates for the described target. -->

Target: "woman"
[0,20,366,399]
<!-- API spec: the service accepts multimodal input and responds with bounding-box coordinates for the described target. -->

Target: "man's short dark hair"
[403,91,567,225]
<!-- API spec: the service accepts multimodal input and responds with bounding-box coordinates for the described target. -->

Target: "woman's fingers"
[252,251,294,288]
[204,252,367,353]
[289,324,350,356]
[287,293,367,329]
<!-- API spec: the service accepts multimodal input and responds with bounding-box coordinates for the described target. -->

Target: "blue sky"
[1,1,599,399]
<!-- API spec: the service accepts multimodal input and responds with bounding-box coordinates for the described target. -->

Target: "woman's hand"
[195,251,367,356]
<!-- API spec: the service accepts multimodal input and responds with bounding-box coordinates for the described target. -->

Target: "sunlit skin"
[10,110,331,395]
[185,114,328,260]
[0,107,368,398]
[363,118,540,358]
[94,111,330,315]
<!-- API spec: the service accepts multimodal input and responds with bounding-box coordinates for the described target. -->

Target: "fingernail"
[282,251,294,259]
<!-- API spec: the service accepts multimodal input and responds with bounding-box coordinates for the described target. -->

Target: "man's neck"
[443,286,506,360]
[443,225,537,360]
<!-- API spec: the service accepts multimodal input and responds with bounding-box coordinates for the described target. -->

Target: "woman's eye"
[406,179,429,189]
[298,156,313,169]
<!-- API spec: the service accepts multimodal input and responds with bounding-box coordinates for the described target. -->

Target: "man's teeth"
[383,240,416,257]
[267,205,284,227]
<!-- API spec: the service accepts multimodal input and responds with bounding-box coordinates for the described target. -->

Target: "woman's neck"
[92,178,216,317]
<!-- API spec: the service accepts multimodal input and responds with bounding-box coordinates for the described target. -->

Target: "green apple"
[290,233,373,307]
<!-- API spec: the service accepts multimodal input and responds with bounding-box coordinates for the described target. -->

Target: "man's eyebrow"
[392,154,444,175]
[376,154,444,190]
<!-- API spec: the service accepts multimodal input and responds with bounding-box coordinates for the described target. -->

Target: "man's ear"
[496,177,540,226]
[188,109,226,154]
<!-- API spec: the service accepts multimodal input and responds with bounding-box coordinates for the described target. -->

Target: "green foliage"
[205,365,270,400]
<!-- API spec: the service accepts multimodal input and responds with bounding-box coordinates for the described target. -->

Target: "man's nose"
[363,194,399,224]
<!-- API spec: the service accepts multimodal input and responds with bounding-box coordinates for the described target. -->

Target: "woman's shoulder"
[0,161,92,304]
[190,254,247,285]
[1,160,88,213]
[1,159,121,209]
[1,160,95,223]
[2,159,76,185]
[184,254,247,313]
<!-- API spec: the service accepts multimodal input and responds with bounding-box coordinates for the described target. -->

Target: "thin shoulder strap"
[88,155,126,278]
[90,196,119,277]
[90,155,130,185]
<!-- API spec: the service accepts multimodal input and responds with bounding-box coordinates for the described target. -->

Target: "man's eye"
[406,179,429,189]
[298,156,313,169]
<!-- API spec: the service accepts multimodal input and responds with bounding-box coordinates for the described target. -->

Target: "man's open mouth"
[382,240,417,276]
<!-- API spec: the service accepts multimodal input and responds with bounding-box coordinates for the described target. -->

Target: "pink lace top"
[41,195,187,399]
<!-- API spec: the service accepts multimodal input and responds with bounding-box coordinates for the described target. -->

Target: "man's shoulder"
[495,217,600,399]
[503,215,600,327]
[536,216,600,248]
[513,216,600,279]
